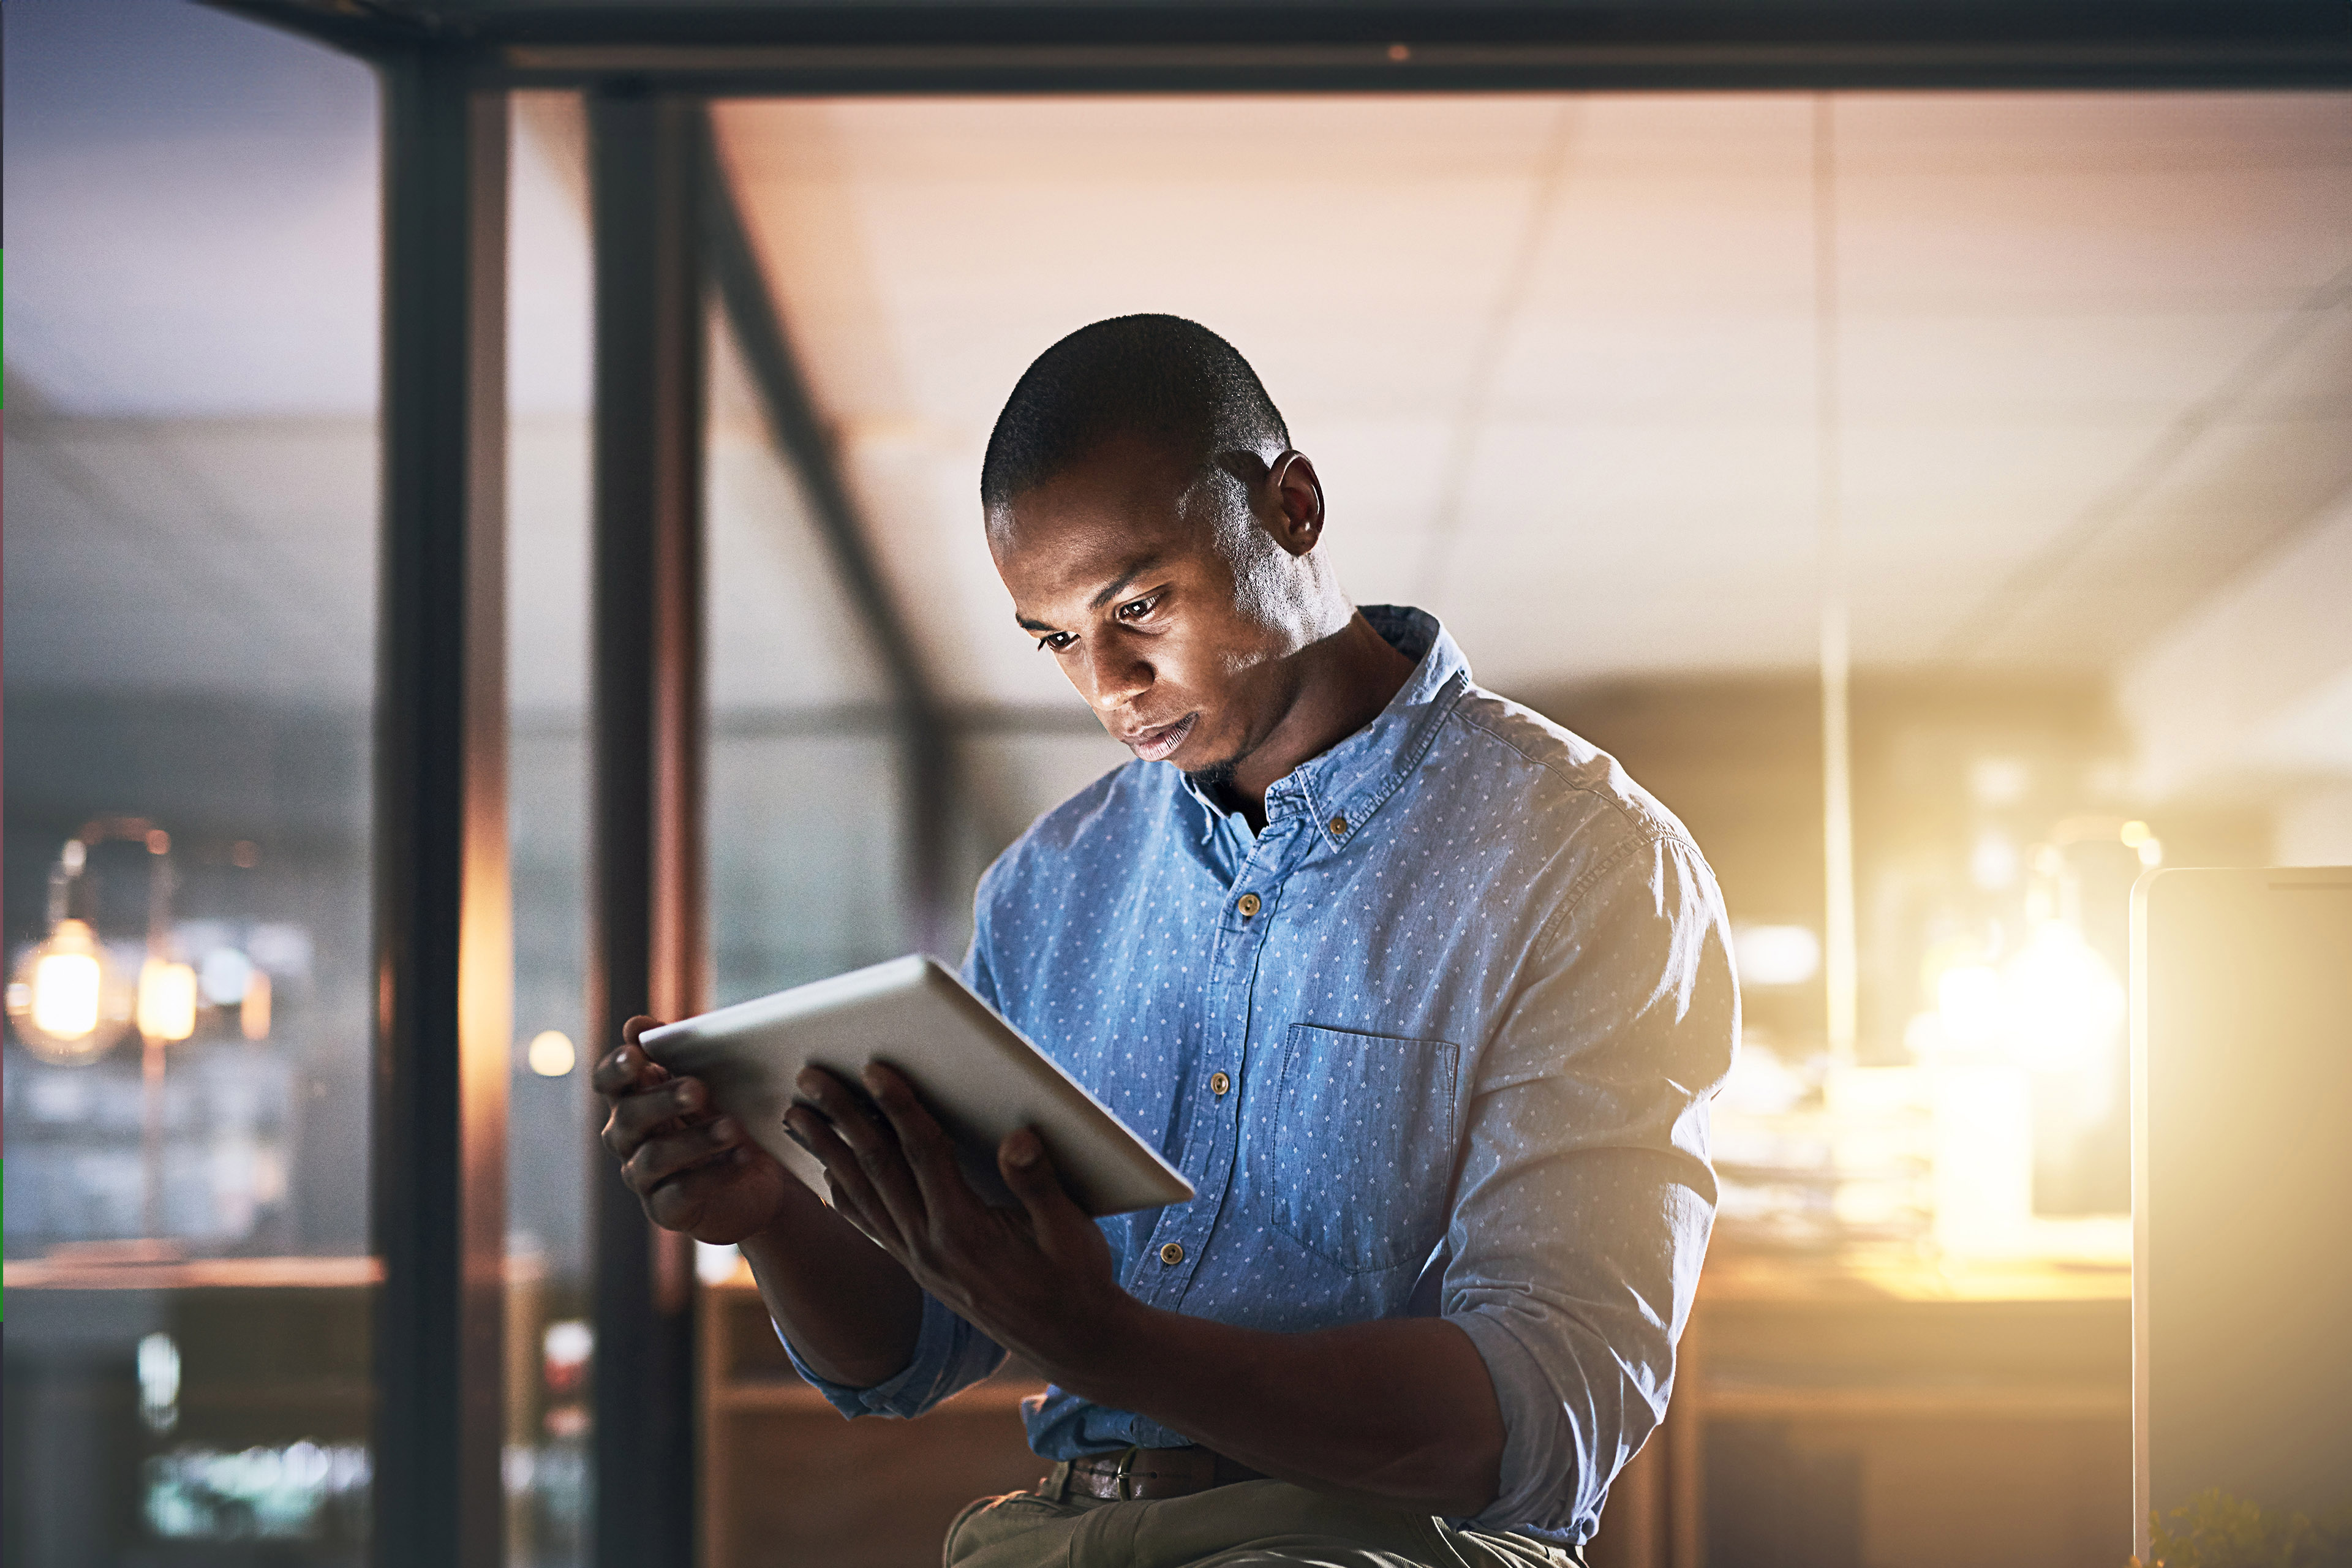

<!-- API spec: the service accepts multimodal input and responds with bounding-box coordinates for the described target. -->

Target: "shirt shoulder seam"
[1444,702,1684,843]
[1439,703,1706,957]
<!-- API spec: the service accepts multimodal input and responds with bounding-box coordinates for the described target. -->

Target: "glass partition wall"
[704,310,911,1008]
[9,9,2345,1566]
[2,4,382,1562]
[504,92,599,1568]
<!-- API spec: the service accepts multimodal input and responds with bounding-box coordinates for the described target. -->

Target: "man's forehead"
[996,480,1218,578]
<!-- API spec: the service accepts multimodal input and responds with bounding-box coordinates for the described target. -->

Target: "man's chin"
[1181,754,1241,792]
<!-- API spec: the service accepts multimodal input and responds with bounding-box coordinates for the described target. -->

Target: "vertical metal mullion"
[589,88,706,1568]
[372,47,511,1568]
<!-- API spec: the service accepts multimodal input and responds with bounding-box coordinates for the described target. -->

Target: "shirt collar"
[1178,605,1472,850]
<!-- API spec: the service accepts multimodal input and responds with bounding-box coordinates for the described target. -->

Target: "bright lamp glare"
[1931,923,2123,1070]
[1937,963,2005,1045]
[2000,921,2124,1070]
[138,959,198,1043]
[1732,924,1822,987]
[527,1030,577,1077]
[13,919,119,1064]
[33,949,104,1040]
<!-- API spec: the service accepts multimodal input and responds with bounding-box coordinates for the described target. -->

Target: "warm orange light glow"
[33,925,105,1041]
[527,1029,577,1077]
[241,970,273,1041]
[1928,922,2123,1072]
[12,918,117,1064]
[137,958,198,1042]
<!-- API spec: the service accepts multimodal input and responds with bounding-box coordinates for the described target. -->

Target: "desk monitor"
[2133,866,2352,1554]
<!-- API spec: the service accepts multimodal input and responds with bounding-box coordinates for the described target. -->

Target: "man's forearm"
[1047,1301,1507,1518]
[739,1182,925,1389]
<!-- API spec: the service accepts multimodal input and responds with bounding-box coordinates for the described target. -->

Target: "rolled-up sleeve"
[1444,834,1736,1538]
[781,1291,1007,1420]
[774,932,1014,1420]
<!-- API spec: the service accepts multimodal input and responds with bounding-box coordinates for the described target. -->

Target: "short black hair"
[981,314,1290,510]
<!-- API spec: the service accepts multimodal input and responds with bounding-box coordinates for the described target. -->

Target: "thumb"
[998,1129,1089,1243]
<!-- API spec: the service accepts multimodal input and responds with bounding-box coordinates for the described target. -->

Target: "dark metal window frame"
[198,5,2352,1564]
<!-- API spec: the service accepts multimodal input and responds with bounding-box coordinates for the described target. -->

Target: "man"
[596,315,1736,1566]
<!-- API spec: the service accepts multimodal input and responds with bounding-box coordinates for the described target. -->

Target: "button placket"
[1140,826,1306,1308]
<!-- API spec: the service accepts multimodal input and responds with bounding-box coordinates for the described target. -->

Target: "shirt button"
[1330,814,1348,836]
[1159,1242,1185,1266]
[1235,892,1262,917]
[1209,1071,1231,1097]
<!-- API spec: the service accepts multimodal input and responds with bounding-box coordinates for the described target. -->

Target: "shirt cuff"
[779,1292,1006,1420]
[1449,1308,1584,1536]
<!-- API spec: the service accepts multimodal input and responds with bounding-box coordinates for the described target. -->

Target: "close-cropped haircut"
[980,315,1290,510]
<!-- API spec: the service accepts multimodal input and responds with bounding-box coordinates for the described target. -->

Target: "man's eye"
[1034,632,1074,652]
[1115,595,1159,623]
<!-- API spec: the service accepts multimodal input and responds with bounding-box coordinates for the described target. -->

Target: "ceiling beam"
[205,2,2352,91]
[698,108,962,951]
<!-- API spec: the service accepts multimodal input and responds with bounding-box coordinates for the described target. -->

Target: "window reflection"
[2,2,380,1561]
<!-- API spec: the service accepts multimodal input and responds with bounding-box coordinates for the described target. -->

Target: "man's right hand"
[595,1017,794,1244]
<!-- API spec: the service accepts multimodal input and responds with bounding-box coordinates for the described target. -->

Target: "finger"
[600,1076,709,1158]
[797,1070,930,1238]
[864,1063,982,1223]
[788,1105,903,1253]
[591,1039,670,1099]
[621,1015,663,1048]
[998,1129,1093,1250]
[621,1115,744,1193]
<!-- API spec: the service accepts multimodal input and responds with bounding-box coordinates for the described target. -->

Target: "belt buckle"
[1112,1446,1142,1502]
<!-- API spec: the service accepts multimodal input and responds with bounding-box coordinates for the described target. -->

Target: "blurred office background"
[4,1,2348,1564]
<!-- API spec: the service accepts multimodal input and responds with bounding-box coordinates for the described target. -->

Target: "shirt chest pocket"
[1267,1024,1461,1273]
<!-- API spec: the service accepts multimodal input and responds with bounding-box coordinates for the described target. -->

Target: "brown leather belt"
[1049,1446,1267,1501]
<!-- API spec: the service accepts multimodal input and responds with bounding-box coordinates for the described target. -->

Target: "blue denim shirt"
[784,606,1736,1543]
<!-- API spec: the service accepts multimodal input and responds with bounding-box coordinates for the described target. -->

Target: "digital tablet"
[639,955,1195,1218]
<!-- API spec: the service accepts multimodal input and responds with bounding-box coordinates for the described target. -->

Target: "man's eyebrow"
[1087,554,1165,611]
[1012,552,1169,633]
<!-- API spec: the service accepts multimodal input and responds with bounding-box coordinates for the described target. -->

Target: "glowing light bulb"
[34,933,104,1039]
[11,919,121,1064]
[138,958,198,1043]
[527,1030,577,1077]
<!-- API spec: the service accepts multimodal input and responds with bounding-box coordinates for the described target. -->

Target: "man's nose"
[1080,641,1152,711]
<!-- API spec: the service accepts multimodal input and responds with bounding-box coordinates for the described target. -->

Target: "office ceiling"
[6,0,2348,772]
[715,91,2352,707]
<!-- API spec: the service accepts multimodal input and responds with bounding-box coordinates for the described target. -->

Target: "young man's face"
[988,432,1311,782]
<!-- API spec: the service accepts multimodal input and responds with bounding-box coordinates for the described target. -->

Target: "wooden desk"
[700,1251,2131,1568]
[1588,1250,2132,1568]
[699,1277,1047,1568]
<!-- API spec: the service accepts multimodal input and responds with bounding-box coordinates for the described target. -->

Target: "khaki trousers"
[941,1466,1584,1568]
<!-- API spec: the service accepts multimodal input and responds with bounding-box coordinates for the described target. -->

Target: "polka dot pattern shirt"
[785,606,1738,1545]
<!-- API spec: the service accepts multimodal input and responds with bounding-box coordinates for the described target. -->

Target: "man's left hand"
[783,1063,1133,1383]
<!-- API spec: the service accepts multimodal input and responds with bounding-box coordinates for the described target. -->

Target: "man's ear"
[1265,451,1325,558]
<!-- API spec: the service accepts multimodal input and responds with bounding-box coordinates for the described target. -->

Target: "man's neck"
[1221,611,1418,832]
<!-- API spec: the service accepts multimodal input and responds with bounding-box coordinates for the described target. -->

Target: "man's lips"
[1120,713,1198,762]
